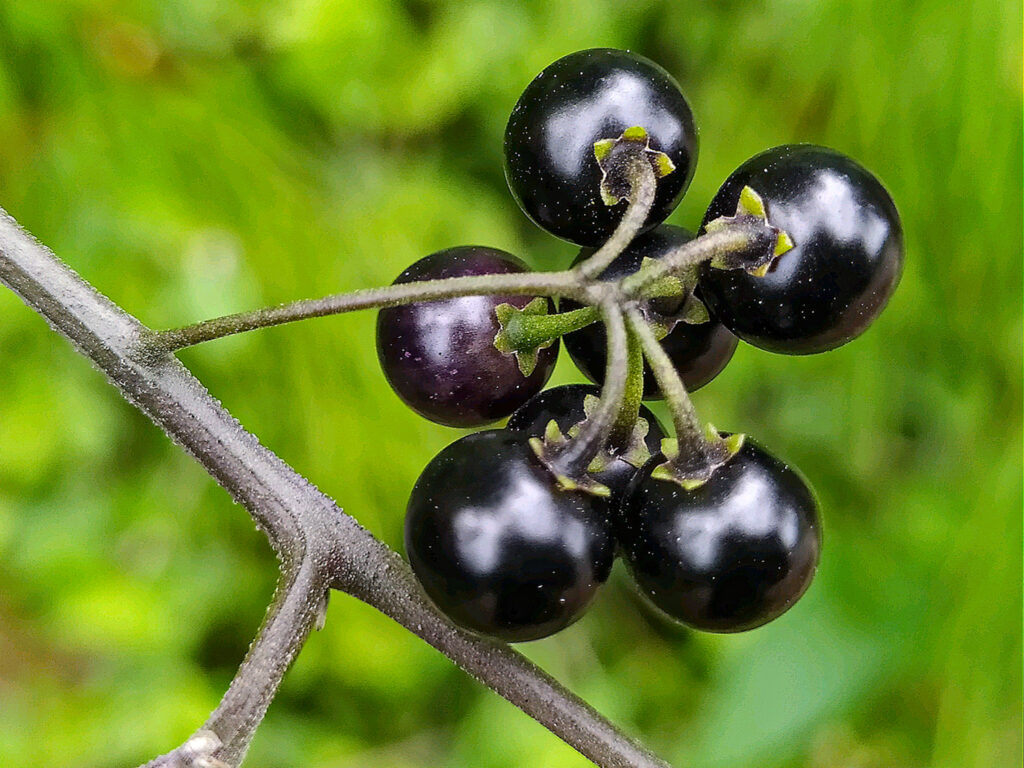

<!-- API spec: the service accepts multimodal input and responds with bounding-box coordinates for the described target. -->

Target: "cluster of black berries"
[376,49,903,642]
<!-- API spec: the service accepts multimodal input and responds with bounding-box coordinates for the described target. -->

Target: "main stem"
[0,208,671,768]
[0,176,785,768]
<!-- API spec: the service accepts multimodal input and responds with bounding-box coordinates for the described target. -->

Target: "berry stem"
[624,306,708,459]
[499,305,600,352]
[548,303,628,479]
[621,217,773,298]
[607,328,645,451]
[152,270,588,352]
[149,211,776,355]
[576,159,658,279]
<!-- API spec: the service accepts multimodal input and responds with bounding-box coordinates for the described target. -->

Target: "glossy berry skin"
[507,384,666,506]
[504,49,698,246]
[700,145,904,354]
[405,430,615,642]
[562,226,738,397]
[376,247,558,428]
[618,438,821,632]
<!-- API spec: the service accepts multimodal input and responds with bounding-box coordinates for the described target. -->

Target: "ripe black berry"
[405,430,615,642]
[561,226,738,396]
[700,145,904,354]
[507,384,666,505]
[618,438,821,632]
[376,247,558,427]
[504,49,698,246]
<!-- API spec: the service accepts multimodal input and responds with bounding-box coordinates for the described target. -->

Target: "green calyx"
[676,292,710,326]
[494,301,600,376]
[632,256,695,301]
[705,186,795,276]
[628,258,708,340]
[594,126,676,207]
[493,298,555,376]
[652,427,745,490]
[528,434,612,498]
[580,394,653,470]
[526,392,653,498]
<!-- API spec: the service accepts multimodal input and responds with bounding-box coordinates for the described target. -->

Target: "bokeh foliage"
[0,1,1020,767]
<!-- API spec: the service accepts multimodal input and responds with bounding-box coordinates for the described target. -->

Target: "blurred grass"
[0,1,1020,767]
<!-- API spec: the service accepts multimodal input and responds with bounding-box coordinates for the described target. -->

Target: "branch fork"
[0,209,670,768]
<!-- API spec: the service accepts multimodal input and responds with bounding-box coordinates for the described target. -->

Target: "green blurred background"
[0,1,1020,766]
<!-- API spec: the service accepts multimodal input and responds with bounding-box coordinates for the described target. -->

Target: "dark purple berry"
[376,247,557,427]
